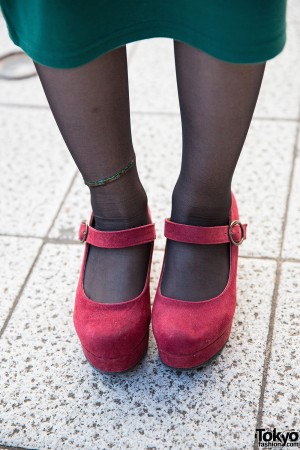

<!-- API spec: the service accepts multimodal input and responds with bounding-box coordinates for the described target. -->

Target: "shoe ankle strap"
[78,217,156,248]
[164,218,247,246]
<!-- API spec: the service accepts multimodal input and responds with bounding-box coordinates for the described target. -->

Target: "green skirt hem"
[6,18,286,69]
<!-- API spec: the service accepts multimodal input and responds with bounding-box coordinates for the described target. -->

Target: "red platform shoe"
[73,206,156,373]
[152,192,247,369]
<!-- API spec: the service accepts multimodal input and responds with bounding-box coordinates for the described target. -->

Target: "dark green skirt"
[0,0,287,69]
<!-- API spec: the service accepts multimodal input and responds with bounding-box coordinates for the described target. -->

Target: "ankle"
[171,181,232,227]
[92,193,150,231]
[88,164,150,231]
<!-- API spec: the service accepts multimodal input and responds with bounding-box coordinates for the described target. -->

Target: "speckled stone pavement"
[1,3,300,449]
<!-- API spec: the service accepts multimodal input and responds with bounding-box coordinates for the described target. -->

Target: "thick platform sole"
[158,324,232,370]
[81,331,149,374]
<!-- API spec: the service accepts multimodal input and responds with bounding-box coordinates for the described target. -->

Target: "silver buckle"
[228,220,244,246]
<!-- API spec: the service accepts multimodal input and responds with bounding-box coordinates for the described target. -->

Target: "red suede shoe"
[73,206,156,373]
[152,192,247,369]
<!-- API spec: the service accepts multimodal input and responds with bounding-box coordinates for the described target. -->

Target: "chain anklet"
[83,154,136,187]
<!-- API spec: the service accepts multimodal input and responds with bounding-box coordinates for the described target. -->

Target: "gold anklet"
[83,154,136,187]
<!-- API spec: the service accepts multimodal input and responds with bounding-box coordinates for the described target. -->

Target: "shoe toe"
[74,294,151,361]
[152,293,234,368]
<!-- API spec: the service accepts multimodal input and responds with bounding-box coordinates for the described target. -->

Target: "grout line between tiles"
[0,102,49,110]
[252,117,300,123]
[1,232,300,265]
[0,239,44,339]
[0,443,35,450]
[0,234,45,240]
[0,170,78,339]
[0,234,44,239]
[130,110,300,122]
[0,102,299,123]
[253,121,300,449]
[0,42,138,113]
[282,257,300,264]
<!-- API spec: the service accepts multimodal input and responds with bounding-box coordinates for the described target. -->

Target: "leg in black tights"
[160,41,266,301]
[34,46,152,303]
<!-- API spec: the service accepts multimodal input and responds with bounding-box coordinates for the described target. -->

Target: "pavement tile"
[282,132,300,260]
[254,21,300,120]
[0,15,48,107]
[0,236,42,330]
[261,261,300,430]
[128,37,180,114]
[0,243,276,450]
[234,120,297,259]
[50,114,296,259]
[0,107,76,237]
[287,0,300,23]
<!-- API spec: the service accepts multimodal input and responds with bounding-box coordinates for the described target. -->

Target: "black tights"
[34,42,265,303]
